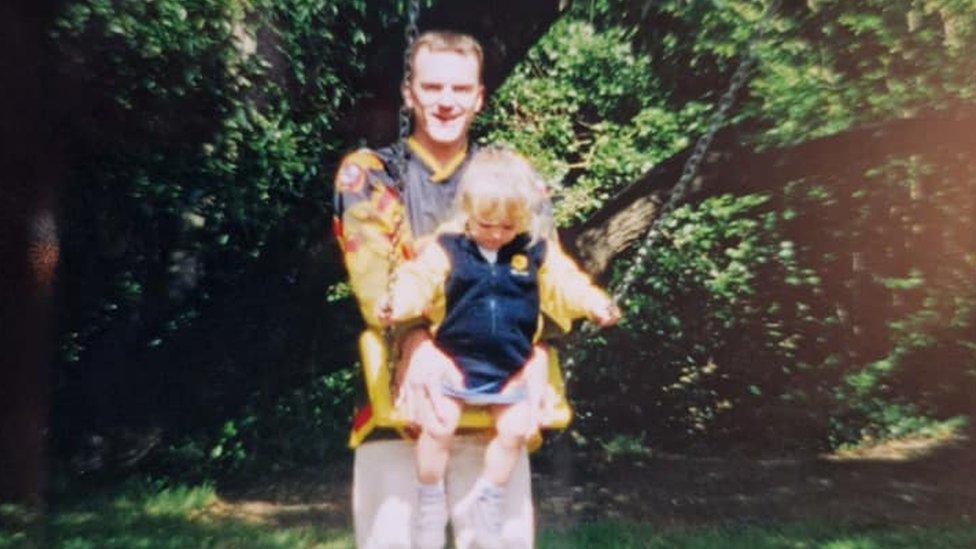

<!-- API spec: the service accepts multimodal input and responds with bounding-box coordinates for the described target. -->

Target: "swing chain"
[610,0,780,306]
[394,0,421,188]
[384,0,421,372]
[562,0,780,379]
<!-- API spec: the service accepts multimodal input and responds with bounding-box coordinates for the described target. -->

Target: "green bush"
[50,0,399,475]
[159,367,356,479]
[571,194,832,451]
[781,155,976,446]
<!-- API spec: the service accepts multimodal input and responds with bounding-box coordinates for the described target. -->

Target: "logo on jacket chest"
[510,254,530,276]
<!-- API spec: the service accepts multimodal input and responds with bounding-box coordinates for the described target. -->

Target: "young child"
[377,147,619,548]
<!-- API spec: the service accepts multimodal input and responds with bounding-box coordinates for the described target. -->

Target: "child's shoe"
[413,483,448,549]
[466,481,505,549]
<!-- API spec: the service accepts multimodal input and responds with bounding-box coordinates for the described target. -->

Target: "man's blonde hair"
[407,31,484,81]
[455,147,547,244]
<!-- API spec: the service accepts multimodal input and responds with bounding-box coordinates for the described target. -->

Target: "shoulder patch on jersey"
[337,162,366,193]
[344,149,384,171]
[336,149,384,193]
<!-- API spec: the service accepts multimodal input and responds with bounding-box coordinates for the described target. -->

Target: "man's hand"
[394,328,463,431]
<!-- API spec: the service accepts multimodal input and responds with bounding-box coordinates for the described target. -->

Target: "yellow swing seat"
[349,328,572,447]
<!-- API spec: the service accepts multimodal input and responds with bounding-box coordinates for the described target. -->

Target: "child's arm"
[375,242,450,326]
[538,238,620,331]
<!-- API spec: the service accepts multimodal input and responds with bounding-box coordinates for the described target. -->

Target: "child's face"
[468,215,518,251]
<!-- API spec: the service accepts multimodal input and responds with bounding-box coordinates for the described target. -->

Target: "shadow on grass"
[534,426,976,529]
[539,520,976,549]
[1,481,351,549]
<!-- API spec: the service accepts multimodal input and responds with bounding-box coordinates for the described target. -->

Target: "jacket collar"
[460,232,532,263]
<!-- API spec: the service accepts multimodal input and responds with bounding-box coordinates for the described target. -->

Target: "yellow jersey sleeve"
[538,237,610,333]
[332,149,414,328]
[388,240,451,328]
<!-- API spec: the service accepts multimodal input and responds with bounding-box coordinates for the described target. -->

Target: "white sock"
[418,482,445,499]
[474,476,504,497]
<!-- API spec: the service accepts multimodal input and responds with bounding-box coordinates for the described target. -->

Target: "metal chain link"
[611,0,780,305]
[393,0,421,188]
[384,0,421,370]
[562,0,781,375]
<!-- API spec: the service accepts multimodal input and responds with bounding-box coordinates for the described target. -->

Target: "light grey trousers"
[353,438,534,548]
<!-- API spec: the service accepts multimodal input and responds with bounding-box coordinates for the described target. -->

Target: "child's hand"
[589,299,621,327]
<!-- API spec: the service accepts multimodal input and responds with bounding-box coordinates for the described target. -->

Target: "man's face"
[404,47,484,148]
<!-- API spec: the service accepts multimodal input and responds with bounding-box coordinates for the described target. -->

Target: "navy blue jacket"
[435,233,546,393]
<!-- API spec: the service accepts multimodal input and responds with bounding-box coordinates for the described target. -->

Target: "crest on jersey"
[337,162,366,193]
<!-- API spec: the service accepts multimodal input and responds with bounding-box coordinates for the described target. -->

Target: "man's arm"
[332,149,412,327]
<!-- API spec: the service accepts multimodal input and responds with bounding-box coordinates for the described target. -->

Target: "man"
[333,32,538,548]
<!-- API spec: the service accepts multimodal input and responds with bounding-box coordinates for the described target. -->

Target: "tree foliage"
[574,193,834,450]
[476,18,707,225]
[483,0,976,450]
[51,0,402,473]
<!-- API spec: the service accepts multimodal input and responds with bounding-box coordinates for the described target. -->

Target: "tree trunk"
[565,106,976,278]
[0,0,60,505]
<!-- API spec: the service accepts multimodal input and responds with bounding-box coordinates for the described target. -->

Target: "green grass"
[3,483,975,548]
[0,481,350,548]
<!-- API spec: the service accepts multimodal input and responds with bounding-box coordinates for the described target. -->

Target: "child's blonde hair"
[455,147,548,244]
